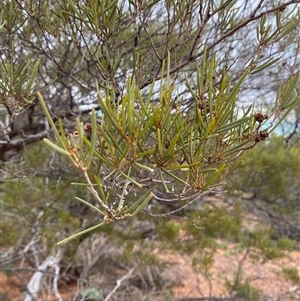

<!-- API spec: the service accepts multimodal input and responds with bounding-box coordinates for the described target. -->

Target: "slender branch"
[23,249,63,301]
[143,189,221,217]
[82,169,112,214]
[0,121,10,142]
[250,0,265,18]
[0,119,49,150]
[103,267,135,301]
[52,263,63,301]
[141,18,162,62]
[285,117,299,143]
[141,0,298,88]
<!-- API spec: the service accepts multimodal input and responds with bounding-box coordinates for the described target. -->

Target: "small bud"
[255,131,269,143]
[255,113,264,123]
[84,122,93,140]
[259,131,269,140]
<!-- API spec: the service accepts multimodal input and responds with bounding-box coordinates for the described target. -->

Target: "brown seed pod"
[84,123,93,139]
[255,113,264,123]
[255,131,269,143]
[259,131,269,140]
[84,122,92,131]
[198,100,210,113]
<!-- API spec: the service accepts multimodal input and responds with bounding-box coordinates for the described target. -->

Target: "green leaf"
[75,197,105,215]
[107,2,117,32]
[215,116,253,134]
[37,92,64,146]
[25,59,40,95]
[123,188,154,216]
[57,222,106,245]
[251,57,281,75]
[43,138,71,157]
[86,109,97,166]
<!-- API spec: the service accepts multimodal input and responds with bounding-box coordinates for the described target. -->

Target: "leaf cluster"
[36,49,299,244]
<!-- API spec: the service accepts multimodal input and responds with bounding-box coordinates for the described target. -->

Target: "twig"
[53,262,63,301]
[143,189,221,217]
[103,267,135,301]
[0,119,49,149]
[82,169,115,218]
[23,248,63,301]
[0,120,10,141]
[141,0,298,88]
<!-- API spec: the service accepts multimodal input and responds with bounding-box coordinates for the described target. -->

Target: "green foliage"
[0,143,89,250]
[35,49,298,243]
[1,0,299,109]
[162,289,174,301]
[185,205,242,241]
[0,175,81,247]
[124,244,163,269]
[226,134,300,237]
[234,281,261,301]
[156,221,181,244]
[1,264,13,278]
[191,249,215,274]
[79,287,103,301]
[38,72,299,244]
[154,205,296,264]
[0,1,299,300]
[227,135,299,201]
[37,66,253,242]
[277,237,297,250]
[282,267,300,285]
[0,0,299,246]
[239,228,296,261]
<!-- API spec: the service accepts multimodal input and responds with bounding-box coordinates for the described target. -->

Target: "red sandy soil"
[1,245,299,301]
[163,245,300,300]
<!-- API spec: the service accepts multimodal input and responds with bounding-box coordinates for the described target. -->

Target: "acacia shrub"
[226,135,300,240]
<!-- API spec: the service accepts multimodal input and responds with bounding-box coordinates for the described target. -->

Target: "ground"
[1,244,299,301]
[1,192,299,300]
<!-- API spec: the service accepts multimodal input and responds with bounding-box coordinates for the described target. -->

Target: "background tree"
[0,1,299,301]
[0,0,299,162]
[226,135,300,240]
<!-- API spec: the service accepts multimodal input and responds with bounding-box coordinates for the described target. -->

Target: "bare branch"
[144,189,222,217]
[103,266,136,301]
[23,249,63,301]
